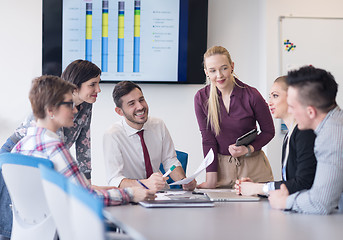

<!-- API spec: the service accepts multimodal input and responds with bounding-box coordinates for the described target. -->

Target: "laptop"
[206,192,260,202]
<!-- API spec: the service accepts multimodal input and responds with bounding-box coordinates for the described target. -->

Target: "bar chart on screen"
[62,0,180,82]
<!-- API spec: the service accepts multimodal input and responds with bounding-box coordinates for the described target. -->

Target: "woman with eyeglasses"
[1,59,100,179]
[0,60,101,239]
[11,75,155,204]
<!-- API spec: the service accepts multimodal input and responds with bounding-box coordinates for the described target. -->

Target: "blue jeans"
[338,193,343,213]
[0,170,12,238]
[0,139,16,238]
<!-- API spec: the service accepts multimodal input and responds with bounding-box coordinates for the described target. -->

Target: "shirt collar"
[74,101,92,118]
[27,127,60,139]
[231,78,245,98]
[121,117,150,137]
[314,106,340,135]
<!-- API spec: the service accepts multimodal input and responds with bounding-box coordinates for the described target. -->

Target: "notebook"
[139,198,215,208]
[206,192,260,202]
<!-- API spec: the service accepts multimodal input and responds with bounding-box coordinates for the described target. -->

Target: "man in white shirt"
[103,81,196,191]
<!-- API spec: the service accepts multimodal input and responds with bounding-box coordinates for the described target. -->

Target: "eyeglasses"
[58,101,75,109]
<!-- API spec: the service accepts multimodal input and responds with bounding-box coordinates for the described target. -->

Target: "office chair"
[39,164,73,240]
[159,150,188,189]
[68,180,134,240]
[0,153,56,240]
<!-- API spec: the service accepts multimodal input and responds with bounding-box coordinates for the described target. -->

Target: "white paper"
[154,191,188,200]
[169,149,214,185]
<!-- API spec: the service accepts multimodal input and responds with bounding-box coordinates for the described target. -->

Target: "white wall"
[0,0,42,139]
[1,0,343,185]
[264,0,343,181]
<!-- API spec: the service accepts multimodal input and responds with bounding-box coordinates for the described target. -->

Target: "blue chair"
[39,164,72,240]
[40,164,135,240]
[69,180,106,240]
[0,153,55,240]
[159,150,188,189]
[68,180,134,240]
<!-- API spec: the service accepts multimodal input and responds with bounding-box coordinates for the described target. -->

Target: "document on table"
[169,148,214,185]
[154,191,188,200]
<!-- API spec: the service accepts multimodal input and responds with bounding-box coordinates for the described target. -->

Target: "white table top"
[105,198,343,240]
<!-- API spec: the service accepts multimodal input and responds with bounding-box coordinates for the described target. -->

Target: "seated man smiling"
[103,81,196,191]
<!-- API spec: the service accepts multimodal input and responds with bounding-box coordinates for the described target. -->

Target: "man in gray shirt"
[269,66,343,214]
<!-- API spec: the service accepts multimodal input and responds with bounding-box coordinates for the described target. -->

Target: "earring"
[206,75,210,82]
[50,115,55,120]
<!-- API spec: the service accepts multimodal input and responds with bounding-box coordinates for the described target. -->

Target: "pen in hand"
[163,165,176,177]
[137,179,149,189]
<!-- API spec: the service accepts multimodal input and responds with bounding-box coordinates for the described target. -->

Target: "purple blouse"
[194,79,275,172]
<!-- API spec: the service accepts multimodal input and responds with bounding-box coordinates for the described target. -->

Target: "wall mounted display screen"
[43,0,208,84]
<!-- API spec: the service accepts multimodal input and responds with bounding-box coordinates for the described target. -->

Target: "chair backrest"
[175,150,188,173]
[39,164,73,240]
[46,168,133,240]
[159,150,188,188]
[0,153,56,240]
[68,180,106,240]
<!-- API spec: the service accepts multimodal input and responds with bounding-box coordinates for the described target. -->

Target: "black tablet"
[235,129,258,146]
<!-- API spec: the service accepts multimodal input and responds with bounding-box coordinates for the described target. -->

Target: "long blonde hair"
[204,46,237,136]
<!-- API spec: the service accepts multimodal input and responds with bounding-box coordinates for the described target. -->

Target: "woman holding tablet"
[235,76,317,196]
[194,46,275,189]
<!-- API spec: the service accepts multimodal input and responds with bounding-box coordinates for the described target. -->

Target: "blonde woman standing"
[194,46,274,188]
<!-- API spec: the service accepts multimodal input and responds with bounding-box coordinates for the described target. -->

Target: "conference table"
[105,195,343,240]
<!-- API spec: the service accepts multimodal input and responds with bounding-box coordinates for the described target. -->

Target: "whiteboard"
[280,17,343,107]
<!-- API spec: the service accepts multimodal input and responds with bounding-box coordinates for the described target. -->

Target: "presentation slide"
[62,0,180,82]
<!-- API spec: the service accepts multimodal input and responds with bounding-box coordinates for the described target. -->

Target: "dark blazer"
[274,125,317,194]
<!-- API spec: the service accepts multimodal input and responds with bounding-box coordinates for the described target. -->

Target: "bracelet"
[245,145,252,156]
[262,183,269,195]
